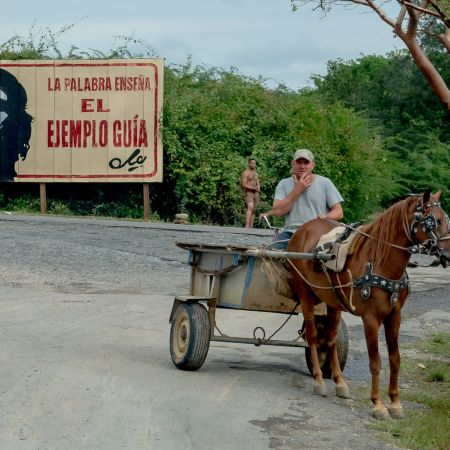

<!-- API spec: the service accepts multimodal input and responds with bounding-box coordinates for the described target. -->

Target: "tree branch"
[404,3,420,38]
[438,26,450,52]
[395,5,408,36]
[400,1,443,20]
[429,0,450,27]
[364,0,396,28]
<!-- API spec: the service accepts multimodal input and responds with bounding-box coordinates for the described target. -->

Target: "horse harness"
[313,199,449,312]
[409,200,450,267]
[353,262,409,305]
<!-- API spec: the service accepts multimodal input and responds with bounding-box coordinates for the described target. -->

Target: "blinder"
[411,201,449,239]
[421,213,438,235]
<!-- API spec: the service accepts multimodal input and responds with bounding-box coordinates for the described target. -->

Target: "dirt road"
[1,214,449,450]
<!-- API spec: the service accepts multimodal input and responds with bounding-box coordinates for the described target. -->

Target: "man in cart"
[260,149,344,249]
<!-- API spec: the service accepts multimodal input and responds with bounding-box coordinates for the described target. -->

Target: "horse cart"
[169,241,349,378]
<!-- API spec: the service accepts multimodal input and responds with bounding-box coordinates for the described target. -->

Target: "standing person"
[261,149,343,249]
[241,157,261,228]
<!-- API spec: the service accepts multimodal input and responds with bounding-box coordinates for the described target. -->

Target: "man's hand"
[293,173,312,193]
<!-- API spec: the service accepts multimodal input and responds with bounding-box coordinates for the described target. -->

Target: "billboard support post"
[39,183,47,214]
[143,183,150,220]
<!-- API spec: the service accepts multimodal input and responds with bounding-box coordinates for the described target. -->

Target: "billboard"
[0,59,163,182]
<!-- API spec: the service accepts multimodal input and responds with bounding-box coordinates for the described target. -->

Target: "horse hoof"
[371,408,389,420]
[335,385,351,399]
[313,383,327,397]
[388,407,405,419]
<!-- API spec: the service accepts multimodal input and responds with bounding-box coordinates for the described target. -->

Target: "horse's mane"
[352,196,418,267]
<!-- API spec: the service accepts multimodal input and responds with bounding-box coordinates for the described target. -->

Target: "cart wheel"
[304,316,349,379]
[170,302,211,371]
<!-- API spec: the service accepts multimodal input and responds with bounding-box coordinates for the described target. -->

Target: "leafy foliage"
[0,21,157,60]
[2,193,41,212]
[156,63,393,223]
[0,21,72,60]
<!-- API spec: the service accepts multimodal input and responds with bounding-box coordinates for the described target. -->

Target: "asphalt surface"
[0,213,449,450]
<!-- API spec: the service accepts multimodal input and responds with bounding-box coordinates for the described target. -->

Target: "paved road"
[1,213,449,450]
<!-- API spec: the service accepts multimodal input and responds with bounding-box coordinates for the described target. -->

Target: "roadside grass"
[421,332,450,357]
[370,332,450,450]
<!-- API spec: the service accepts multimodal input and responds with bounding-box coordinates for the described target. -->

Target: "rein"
[344,200,450,258]
[342,223,414,253]
[285,258,358,315]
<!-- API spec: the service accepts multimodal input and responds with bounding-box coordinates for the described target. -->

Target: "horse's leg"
[383,308,405,419]
[326,307,350,398]
[363,315,389,419]
[302,296,327,397]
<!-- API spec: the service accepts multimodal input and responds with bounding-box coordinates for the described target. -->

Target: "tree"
[312,52,450,141]
[291,0,450,111]
[311,52,450,211]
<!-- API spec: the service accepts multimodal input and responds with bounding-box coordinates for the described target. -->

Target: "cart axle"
[211,335,308,348]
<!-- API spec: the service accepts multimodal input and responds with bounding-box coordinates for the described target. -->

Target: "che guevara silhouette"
[0,68,33,181]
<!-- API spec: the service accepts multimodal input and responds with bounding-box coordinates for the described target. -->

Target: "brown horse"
[287,191,450,419]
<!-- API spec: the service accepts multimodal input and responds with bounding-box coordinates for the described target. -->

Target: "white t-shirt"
[274,174,343,229]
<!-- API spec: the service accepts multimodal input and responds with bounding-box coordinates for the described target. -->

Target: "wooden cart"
[169,242,349,378]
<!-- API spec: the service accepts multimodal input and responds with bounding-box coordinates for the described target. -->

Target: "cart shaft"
[244,248,334,260]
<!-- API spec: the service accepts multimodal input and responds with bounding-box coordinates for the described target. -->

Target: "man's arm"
[240,171,247,189]
[318,203,343,221]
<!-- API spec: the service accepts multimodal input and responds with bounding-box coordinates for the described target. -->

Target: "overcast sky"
[0,0,404,90]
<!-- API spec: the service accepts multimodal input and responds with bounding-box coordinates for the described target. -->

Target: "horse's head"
[410,191,450,268]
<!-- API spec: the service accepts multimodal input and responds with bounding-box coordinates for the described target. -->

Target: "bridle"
[407,199,450,267]
[342,198,450,257]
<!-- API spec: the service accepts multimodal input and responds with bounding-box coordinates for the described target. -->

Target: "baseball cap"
[293,149,314,162]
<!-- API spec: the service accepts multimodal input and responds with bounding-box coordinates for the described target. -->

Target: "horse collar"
[354,262,409,305]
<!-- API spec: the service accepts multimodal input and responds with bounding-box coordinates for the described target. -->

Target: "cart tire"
[304,316,349,379]
[170,302,211,371]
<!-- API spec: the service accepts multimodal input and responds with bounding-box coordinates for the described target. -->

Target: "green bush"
[5,194,41,213]
[159,64,393,224]
[48,200,74,216]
